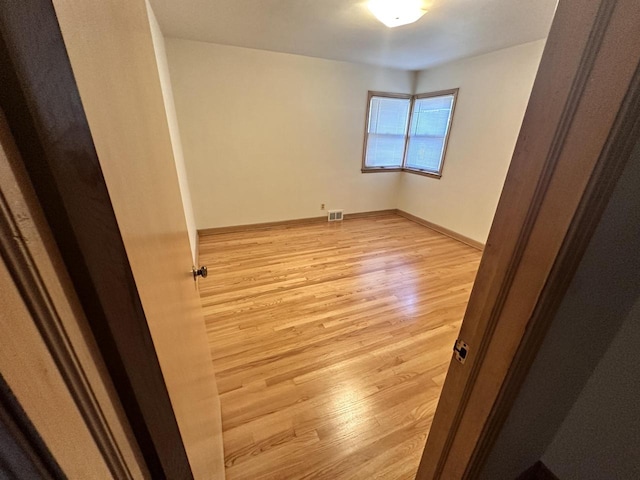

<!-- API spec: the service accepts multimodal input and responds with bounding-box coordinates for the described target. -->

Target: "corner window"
[362,89,458,178]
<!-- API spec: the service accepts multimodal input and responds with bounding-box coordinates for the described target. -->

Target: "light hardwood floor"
[198,214,481,479]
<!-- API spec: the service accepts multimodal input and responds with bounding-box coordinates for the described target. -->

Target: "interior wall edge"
[146,0,199,264]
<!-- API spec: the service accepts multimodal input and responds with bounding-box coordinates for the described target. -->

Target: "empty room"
[5,0,640,479]
[147,0,554,477]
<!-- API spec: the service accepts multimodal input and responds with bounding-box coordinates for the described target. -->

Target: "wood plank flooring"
[198,215,481,479]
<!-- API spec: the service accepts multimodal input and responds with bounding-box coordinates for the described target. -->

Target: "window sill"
[403,168,442,179]
[361,167,403,173]
[361,167,442,179]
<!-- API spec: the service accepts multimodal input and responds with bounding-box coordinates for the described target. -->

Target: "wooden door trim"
[0,1,191,478]
[0,110,134,479]
[467,61,640,477]
[417,0,640,477]
[0,372,64,480]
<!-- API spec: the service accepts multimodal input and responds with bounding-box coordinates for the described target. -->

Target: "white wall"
[165,39,413,229]
[146,2,198,262]
[164,38,544,238]
[398,40,545,244]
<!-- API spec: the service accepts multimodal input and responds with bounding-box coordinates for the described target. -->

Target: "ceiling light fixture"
[368,0,427,28]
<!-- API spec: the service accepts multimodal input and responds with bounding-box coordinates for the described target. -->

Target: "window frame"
[361,88,459,179]
[360,91,412,173]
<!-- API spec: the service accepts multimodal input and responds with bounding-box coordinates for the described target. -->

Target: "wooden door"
[417,0,640,477]
[49,1,225,478]
[0,0,223,478]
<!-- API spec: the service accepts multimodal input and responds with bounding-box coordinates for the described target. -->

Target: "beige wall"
[165,38,544,238]
[165,39,413,229]
[147,2,198,263]
[398,40,545,243]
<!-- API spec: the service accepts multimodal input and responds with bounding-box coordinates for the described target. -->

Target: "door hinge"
[453,339,469,364]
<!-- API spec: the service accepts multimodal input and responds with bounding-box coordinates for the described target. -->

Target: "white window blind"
[364,96,411,168]
[405,94,455,173]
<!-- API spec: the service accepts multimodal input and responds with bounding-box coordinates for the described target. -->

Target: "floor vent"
[328,210,344,222]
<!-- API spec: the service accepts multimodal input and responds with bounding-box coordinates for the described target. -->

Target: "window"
[362,89,458,178]
[364,94,411,168]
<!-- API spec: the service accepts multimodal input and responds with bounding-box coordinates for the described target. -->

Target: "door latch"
[192,265,208,280]
[453,339,469,364]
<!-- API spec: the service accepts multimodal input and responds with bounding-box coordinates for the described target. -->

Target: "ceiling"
[149,0,557,70]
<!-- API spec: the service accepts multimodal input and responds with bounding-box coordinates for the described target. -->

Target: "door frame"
[418,0,640,477]
[0,106,143,478]
[3,0,640,479]
[0,1,192,478]
[0,372,64,480]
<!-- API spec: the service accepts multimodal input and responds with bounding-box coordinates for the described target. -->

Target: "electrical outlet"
[321,203,325,210]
